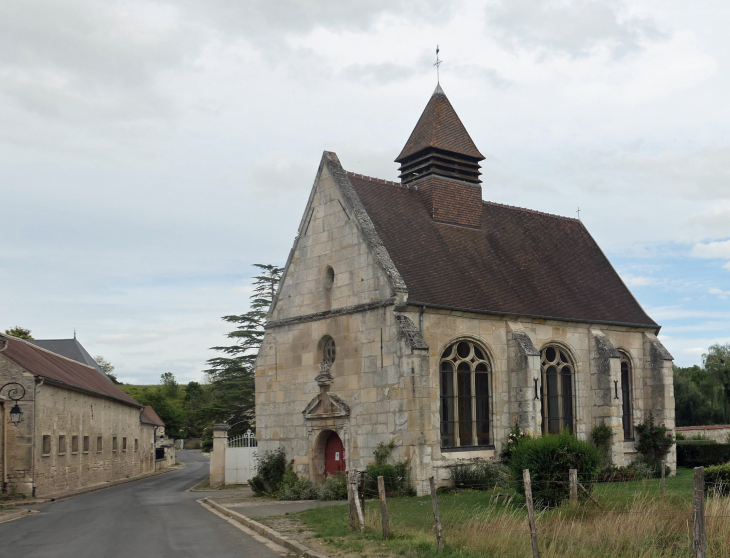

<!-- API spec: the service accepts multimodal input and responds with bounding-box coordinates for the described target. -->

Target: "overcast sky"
[1,0,729,384]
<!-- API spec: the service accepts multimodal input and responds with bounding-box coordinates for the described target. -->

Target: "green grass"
[291,469,715,558]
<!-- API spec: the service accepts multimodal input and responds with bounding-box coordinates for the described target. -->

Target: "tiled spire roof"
[395,84,484,162]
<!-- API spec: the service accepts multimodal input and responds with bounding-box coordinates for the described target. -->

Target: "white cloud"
[622,274,657,287]
[709,288,730,299]
[691,240,730,259]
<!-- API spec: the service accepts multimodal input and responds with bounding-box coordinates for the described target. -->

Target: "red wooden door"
[324,432,345,476]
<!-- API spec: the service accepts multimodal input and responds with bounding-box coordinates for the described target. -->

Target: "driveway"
[0,450,282,558]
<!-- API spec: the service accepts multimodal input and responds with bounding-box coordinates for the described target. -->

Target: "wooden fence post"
[347,470,359,531]
[569,469,578,504]
[693,466,706,558]
[429,476,445,550]
[378,476,390,540]
[523,469,540,558]
[661,460,666,498]
[352,471,365,532]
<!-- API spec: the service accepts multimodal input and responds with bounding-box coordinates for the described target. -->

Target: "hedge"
[677,443,730,468]
[705,463,730,496]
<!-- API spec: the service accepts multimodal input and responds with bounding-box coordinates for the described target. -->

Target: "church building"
[254,85,675,488]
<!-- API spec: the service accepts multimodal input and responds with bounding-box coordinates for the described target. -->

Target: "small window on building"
[42,435,51,456]
[97,436,103,453]
[325,266,335,289]
[58,435,66,455]
[71,435,79,454]
[112,436,118,452]
[122,437,127,451]
[134,438,139,452]
[83,436,90,453]
[621,355,634,440]
[322,336,336,365]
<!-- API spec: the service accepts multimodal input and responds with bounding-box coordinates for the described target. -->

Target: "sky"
[1,0,729,384]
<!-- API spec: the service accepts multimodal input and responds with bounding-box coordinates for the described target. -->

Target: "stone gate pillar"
[210,424,230,488]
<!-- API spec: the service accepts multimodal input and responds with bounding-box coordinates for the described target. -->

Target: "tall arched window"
[620,354,633,440]
[440,340,491,448]
[541,345,574,434]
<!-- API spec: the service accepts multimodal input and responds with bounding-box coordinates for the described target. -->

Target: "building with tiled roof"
[254,85,675,490]
[0,334,173,497]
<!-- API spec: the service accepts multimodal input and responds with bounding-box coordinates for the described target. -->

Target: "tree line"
[674,343,730,426]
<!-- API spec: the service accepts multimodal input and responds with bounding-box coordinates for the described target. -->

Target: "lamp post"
[0,383,26,426]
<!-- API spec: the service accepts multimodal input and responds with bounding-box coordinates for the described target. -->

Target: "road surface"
[0,450,281,558]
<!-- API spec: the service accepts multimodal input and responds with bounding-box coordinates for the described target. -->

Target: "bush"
[319,473,348,501]
[365,463,413,497]
[508,432,601,508]
[277,476,320,500]
[677,443,730,468]
[590,423,613,462]
[500,421,529,464]
[634,412,675,465]
[249,448,287,495]
[705,463,730,496]
[446,459,510,491]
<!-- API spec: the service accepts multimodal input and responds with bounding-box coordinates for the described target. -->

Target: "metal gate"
[225,430,258,484]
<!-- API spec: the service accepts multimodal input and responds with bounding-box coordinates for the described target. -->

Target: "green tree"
[205,264,283,436]
[95,355,121,384]
[160,372,179,398]
[5,326,33,339]
[135,388,185,439]
[704,344,730,422]
[182,381,208,438]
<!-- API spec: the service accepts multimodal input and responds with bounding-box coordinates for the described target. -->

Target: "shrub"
[365,462,413,496]
[634,412,675,465]
[677,443,730,467]
[705,463,730,496]
[319,473,348,501]
[500,421,529,464]
[508,432,601,507]
[277,476,320,500]
[447,459,510,491]
[373,439,396,466]
[590,423,613,462]
[249,448,287,495]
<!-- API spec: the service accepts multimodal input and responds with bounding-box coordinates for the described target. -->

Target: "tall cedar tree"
[205,264,282,436]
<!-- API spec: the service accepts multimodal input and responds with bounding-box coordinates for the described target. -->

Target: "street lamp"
[1,383,26,426]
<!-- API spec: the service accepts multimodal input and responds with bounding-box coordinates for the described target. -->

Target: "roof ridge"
[10,336,100,372]
[346,171,417,189]
[483,200,580,222]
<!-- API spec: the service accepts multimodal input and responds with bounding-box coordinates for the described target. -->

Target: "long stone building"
[254,85,675,488]
[0,334,172,497]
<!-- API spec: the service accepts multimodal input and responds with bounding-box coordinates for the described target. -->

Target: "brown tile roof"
[347,172,657,328]
[395,84,484,162]
[140,405,165,426]
[0,336,142,407]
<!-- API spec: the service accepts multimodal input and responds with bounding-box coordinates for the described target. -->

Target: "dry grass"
[351,488,730,557]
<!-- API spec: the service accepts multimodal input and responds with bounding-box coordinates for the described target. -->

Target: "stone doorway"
[324,431,345,476]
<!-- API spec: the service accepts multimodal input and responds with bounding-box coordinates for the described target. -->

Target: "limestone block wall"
[271,163,392,322]
[257,306,419,478]
[676,426,730,443]
[34,383,155,496]
[0,358,37,496]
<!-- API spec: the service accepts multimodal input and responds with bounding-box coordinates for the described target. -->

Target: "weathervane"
[434,45,442,83]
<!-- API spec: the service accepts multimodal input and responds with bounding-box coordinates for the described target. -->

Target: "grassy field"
[293,468,730,558]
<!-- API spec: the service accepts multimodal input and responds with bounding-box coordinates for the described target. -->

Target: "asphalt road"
[0,450,282,558]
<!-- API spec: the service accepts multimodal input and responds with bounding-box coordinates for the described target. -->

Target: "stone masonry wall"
[270,162,393,322]
[34,382,156,497]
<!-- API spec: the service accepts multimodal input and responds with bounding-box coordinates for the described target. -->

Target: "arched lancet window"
[541,345,574,434]
[440,340,491,448]
[620,354,633,440]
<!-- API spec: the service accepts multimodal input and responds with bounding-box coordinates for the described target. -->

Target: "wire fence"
[341,466,726,558]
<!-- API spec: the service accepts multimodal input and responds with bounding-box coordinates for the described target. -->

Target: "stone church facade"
[255,85,675,488]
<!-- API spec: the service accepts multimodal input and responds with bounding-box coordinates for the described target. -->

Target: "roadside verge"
[200,498,331,558]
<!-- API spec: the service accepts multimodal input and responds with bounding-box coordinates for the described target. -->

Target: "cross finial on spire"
[434,45,442,83]
[74,328,76,339]
[576,207,581,221]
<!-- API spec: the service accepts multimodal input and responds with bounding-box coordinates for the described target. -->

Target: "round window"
[323,337,336,365]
